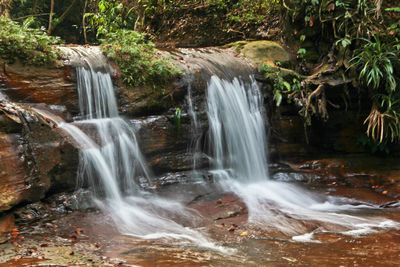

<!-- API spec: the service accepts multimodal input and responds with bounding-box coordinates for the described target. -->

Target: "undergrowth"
[0,16,61,65]
[272,1,400,148]
[100,29,181,89]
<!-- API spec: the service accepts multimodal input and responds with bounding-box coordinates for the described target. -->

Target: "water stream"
[57,47,398,248]
[57,47,223,250]
[207,75,399,241]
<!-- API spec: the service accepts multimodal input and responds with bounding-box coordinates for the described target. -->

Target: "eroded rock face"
[0,100,78,212]
[0,60,79,115]
[132,115,209,175]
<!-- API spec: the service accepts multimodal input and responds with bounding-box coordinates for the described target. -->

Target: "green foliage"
[263,65,302,107]
[297,48,307,60]
[350,35,400,144]
[350,36,399,92]
[0,16,61,65]
[85,0,135,39]
[225,0,280,24]
[100,29,180,89]
[282,1,400,148]
[385,7,400,13]
[284,0,379,40]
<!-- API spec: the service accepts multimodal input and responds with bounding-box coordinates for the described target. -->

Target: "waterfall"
[0,77,8,100]
[207,75,268,181]
[57,47,226,250]
[60,57,151,199]
[206,75,399,239]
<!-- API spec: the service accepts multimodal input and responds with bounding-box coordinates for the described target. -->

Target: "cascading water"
[207,75,399,240]
[0,78,8,100]
[186,81,202,175]
[57,47,223,249]
[207,75,268,181]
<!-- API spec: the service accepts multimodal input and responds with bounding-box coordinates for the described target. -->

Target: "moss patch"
[242,41,290,66]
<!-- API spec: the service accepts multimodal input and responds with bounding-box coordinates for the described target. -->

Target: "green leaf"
[274,91,282,106]
[283,81,291,91]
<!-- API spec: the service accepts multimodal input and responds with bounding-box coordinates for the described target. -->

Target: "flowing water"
[0,76,8,100]
[61,47,398,244]
[1,48,400,266]
[207,75,399,240]
[57,47,224,250]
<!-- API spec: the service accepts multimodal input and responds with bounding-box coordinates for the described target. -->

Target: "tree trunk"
[32,0,38,15]
[47,0,54,35]
[48,0,79,35]
[83,0,88,43]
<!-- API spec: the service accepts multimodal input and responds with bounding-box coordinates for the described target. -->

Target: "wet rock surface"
[279,156,400,199]
[0,100,78,212]
[0,175,398,266]
[132,114,209,175]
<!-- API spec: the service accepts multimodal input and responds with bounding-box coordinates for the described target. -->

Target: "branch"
[14,13,50,21]
[83,0,88,43]
[47,0,54,35]
[49,0,79,34]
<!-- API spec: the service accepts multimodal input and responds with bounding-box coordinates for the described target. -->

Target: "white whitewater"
[207,75,399,239]
[58,47,223,250]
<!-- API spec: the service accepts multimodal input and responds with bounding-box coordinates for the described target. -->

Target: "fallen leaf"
[240,231,248,236]
[382,191,388,195]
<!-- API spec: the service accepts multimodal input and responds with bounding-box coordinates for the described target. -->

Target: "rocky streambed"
[0,162,399,266]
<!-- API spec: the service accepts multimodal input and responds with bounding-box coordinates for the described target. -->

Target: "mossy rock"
[242,41,290,66]
[224,41,249,53]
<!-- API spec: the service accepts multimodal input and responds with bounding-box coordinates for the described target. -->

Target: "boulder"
[0,100,78,212]
[242,41,291,67]
[0,61,79,115]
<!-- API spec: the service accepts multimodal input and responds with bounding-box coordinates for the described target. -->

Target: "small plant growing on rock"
[100,29,181,89]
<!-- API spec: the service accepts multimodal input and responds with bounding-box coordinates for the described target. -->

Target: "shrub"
[350,36,400,143]
[100,29,181,89]
[0,16,61,65]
